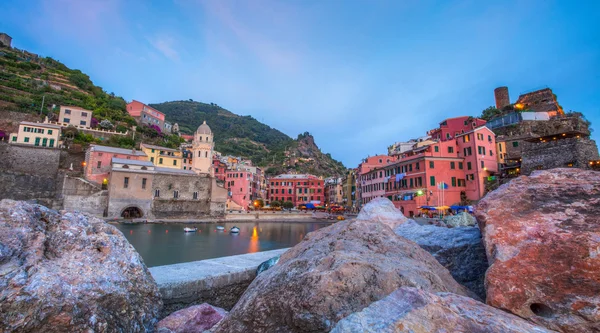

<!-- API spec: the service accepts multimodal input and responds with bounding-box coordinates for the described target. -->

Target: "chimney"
[494,86,510,109]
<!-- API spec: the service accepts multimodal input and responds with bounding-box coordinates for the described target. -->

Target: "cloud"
[147,34,180,62]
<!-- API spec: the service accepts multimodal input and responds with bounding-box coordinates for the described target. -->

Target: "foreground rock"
[156,303,227,333]
[331,287,555,333]
[0,200,162,332]
[214,219,474,333]
[476,168,600,333]
[395,220,488,299]
[356,197,408,229]
[443,211,477,227]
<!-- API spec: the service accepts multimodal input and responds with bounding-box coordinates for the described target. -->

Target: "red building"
[126,100,167,132]
[375,123,498,217]
[267,174,324,207]
[213,156,227,182]
[357,155,396,207]
[428,116,487,142]
[226,170,253,209]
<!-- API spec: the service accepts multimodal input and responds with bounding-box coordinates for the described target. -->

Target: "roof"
[455,125,494,137]
[196,121,212,135]
[111,158,154,167]
[140,143,179,152]
[20,121,61,129]
[90,144,147,156]
[271,174,319,180]
[60,105,92,111]
[154,167,197,175]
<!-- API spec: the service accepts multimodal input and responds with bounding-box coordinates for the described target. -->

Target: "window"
[81,112,88,117]
[448,147,454,153]
[481,161,485,168]
[488,135,492,141]
[150,157,154,163]
[415,162,419,170]
[124,177,129,188]
[499,145,503,152]
[65,109,71,114]
[450,161,455,169]
[142,178,147,189]
[463,147,472,156]
[463,135,470,143]
[173,160,177,166]
[467,162,472,170]
[173,191,179,199]
[477,133,484,140]
[451,177,456,187]
[409,164,413,171]
[490,150,494,156]
[48,130,53,135]
[459,162,463,169]
[11,136,16,142]
[34,137,40,146]
[24,137,30,143]
[512,141,519,147]
[430,176,436,186]
[97,161,102,169]
[154,189,160,197]
[446,133,451,140]
[159,158,163,164]
[193,192,198,200]
[63,118,70,123]
[429,161,434,169]
[409,178,414,188]
[434,146,439,152]
[205,151,208,158]
[41,138,47,147]
[80,120,87,126]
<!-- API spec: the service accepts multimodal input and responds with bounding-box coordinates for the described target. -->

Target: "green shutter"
[430,176,435,186]
[451,177,456,187]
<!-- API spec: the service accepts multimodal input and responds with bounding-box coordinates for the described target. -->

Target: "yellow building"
[9,121,61,148]
[496,141,506,164]
[58,105,93,128]
[140,143,183,169]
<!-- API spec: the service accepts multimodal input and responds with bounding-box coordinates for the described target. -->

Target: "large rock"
[475,168,600,332]
[214,219,474,333]
[0,200,162,332]
[395,220,488,299]
[331,287,555,333]
[156,303,227,333]
[356,197,408,229]
[443,211,477,227]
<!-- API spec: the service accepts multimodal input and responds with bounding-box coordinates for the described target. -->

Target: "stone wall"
[521,137,600,175]
[61,176,107,217]
[151,174,212,218]
[0,143,62,207]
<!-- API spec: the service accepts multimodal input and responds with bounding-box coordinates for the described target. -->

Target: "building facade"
[191,121,214,175]
[356,155,395,208]
[140,143,183,169]
[324,177,343,205]
[9,121,61,148]
[341,170,356,210]
[126,100,166,131]
[58,106,93,128]
[84,144,148,185]
[267,174,324,207]
[427,116,487,142]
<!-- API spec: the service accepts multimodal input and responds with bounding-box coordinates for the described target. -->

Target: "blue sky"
[1,0,598,167]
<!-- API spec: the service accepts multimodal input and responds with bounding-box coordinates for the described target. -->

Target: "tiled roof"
[90,144,147,156]
[140,143,179,152]
[20,121,62,129]
[154,167,197,175]
[111,158,154,167]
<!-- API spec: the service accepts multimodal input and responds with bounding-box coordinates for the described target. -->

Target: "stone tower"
[192,121,214,175]
[494,86,510,110]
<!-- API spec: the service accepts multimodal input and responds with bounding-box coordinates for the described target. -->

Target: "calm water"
[114,222,332,267]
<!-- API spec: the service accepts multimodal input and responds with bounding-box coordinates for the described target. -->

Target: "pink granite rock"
[356,197,408,229]
[157,303,227,333]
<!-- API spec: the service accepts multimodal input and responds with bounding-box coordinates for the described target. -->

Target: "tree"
[270,200,281,208]
[480,106,501,121]
[255,199,265,208]
[282,201,294,209]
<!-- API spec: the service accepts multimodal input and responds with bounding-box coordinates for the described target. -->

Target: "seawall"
[150,248,288,318]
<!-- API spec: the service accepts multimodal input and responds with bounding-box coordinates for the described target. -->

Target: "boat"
[230,226,240,233]
[216,226,225,231]
[183,227,198,233]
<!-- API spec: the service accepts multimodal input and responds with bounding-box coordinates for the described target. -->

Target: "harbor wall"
[149,248,288,318]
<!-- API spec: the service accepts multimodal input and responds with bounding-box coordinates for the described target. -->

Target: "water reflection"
[114,222,332,267]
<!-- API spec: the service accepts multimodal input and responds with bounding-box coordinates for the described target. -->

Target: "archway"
[121,206,143,219]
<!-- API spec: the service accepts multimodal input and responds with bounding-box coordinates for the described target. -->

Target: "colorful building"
[267,174,324,207]
[324,177,343,205]
[9,121,61,148]
[341,170,356,211]
[427,116,487,142]
[191,121,214,175]
[212,156,227,182]
[126,100,166,132]
[84,144,147,185]
[356,155,395,208]
[58,106,93,128]
[140,143,182,169]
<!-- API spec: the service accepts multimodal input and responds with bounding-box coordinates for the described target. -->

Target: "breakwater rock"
[156,303,227,333]
[0,199,162,332]
[356,197,408,229]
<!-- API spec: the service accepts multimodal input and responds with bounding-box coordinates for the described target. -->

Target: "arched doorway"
[121,206,143,219]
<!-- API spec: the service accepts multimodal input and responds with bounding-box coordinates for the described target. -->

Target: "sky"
[1,0,599,167]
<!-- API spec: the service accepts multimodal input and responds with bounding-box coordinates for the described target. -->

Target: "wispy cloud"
[147,34,180,62]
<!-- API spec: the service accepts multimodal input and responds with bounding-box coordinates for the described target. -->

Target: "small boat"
[184,227,198,233]
[216,226,225,231]
[230,226,240,233]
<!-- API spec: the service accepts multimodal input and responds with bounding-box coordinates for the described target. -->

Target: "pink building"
[84,145,148,185]
[226,169,253,209]
[266,174,324,207]
[357,155,396,207]
[127,100,166,131]
[428,116,487,141]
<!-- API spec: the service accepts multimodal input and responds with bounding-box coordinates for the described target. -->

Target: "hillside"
[151,101,347,176]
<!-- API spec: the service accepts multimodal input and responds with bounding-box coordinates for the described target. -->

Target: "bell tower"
[192,121,214,175]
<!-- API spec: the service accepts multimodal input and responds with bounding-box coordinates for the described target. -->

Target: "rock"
[156,303,227,333]
[214,219,474,333]
[331,287,556,333]
[394,220,488,300]
[356,197,408,229]
[256,255,279,275]
[475,168,600,333]
[443,211,476,227]
[0,200,162,332]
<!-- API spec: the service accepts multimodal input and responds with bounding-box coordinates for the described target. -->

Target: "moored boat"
[230,226,240,233]
[184,227,198,233]
[216,226,225,231]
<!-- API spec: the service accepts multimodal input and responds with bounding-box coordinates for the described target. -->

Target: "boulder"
[156,303,227,333]
[475,168,600,333]
[394,220,488,299]
[214,219,474,333]
[256,255,280,275]
[443,211,476,227]
[0,200,162,332]
[356,197,408,229]
[331,287,556,333]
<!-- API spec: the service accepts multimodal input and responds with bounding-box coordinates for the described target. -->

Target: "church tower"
[192,121,214,175]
